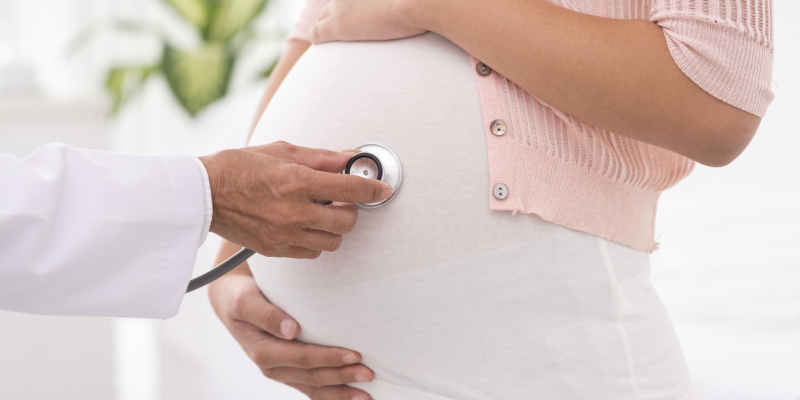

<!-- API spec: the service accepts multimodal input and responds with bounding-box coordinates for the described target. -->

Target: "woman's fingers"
[308,16,335,44]
[286,383,372,400]
[307,0,427,45]
[252,336,364,369]
[231,287,299,340]
[209,268,373,398]
[309,2,335,43]
[264,364,374,387]
[315,1,332,21]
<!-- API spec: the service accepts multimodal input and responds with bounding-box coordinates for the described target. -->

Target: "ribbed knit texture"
[652,0,775,115]
[289,0,774,251]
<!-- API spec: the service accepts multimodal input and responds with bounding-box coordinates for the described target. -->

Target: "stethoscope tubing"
[186,248,255,293]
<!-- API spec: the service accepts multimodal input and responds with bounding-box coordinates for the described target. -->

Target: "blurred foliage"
[259,58,279,79]
[74,0,278,116]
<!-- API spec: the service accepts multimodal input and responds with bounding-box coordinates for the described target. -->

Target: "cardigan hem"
[495,142,667,252]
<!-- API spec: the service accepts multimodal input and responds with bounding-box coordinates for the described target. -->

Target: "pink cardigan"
[289,0,774,251]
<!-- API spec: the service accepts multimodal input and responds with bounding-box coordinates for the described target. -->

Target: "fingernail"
[340,149,360,156]
[351,396,364,400]
[280,319,296,339]
[380,186,393,200]
[343,353,359,364]
[354,373,369,382]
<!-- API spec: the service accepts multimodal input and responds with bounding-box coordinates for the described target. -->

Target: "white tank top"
[248,33,691,399]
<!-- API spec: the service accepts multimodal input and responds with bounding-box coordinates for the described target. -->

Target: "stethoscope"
[186,144,402,293]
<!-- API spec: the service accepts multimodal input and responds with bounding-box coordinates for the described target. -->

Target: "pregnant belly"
[247,33,646,399]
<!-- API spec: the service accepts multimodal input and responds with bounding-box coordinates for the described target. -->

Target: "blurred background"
[0,0,798,399]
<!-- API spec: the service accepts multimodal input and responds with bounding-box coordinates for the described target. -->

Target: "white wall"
[0,0,293,399]
[0,98,112,400]
[651,1,800,396]
[0,312,114,400]
[0,1,154,397]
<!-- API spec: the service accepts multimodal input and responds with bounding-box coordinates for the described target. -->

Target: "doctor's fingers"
[264,365,374,389]
[286,383,372,400]
[306,202,358,235]
[249,141,358,173]
[250,242,322,260]
[303,169,392,204]
[289,229,344,253]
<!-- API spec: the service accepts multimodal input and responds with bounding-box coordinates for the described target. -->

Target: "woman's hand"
[209,248,375,400]
[308,0,426,44]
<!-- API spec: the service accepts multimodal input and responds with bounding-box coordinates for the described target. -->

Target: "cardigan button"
[493,183,509,200]
[476,62,493,76]
[490,119,507,136]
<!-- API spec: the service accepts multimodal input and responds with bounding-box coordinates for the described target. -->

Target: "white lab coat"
[0,144,207,318]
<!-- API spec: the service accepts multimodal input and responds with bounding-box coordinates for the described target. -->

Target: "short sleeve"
[287,0,331,42]
[650,0,774,116]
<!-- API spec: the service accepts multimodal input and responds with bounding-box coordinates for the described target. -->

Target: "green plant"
[76,0,274,116]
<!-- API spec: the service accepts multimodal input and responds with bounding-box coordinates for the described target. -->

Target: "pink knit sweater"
[289,0,774,251]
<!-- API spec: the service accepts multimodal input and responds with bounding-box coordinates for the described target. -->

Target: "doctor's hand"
[308,0,427,44]
[199,141,391,259]
[209,244,375,400]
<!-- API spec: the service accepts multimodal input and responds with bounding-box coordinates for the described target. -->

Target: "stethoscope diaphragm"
[345,152,384,181]
[345,143,402,208]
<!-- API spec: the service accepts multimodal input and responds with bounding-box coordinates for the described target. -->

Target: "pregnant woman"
[209,0,773,399]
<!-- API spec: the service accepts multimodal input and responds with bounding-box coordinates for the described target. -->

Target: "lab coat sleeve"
[0,144,206,318]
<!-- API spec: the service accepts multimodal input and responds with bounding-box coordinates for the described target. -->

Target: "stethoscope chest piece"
[345,143,402,208]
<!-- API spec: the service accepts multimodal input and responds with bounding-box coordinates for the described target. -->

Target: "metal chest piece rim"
[345,143,402,208]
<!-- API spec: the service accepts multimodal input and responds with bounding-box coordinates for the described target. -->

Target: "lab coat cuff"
[153,154,207,318]
[193,157,213,247]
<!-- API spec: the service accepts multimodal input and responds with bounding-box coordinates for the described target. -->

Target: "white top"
[0,144,210,318]
[249,33,692,399]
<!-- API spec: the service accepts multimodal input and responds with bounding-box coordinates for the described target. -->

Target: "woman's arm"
[310,0,769,167]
